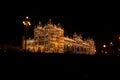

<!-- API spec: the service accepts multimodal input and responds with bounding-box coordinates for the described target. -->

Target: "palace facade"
[22,19,96,54]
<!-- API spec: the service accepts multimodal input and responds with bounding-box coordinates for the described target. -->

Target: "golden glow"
[55,42,58,48]
[23,21,25,25]
[28,21,31,25]
[22,21,31,26]
[24,19,96,54]
[103,44,106,48]
[22,16,31,26]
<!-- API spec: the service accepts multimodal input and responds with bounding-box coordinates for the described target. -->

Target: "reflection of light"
[24,19,96,54]
[23,21,31,26]
[119,36,120,40]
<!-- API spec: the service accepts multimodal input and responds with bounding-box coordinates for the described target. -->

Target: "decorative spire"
[58,23,60,26]
[73,32,77,38]
[57,23,62,28]
[39,21,42,25]
[79,34,82,39]
[74,32,77,35]
[48,19,52,24]
[38,21,42,27]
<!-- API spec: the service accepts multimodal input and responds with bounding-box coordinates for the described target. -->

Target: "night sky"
[0,1,119,48]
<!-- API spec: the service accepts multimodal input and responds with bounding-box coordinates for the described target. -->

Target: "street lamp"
[109,42,114,46]
[22,16,31,52]
[102,44,107,54]
[103,44,106,48]
[119,36,120,40]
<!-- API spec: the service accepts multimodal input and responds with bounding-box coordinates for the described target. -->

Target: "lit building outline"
[22,19,96,55]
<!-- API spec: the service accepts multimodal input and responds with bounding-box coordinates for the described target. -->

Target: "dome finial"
[39,21,41,25]
[58,23,60,26]
[48,19,52,24]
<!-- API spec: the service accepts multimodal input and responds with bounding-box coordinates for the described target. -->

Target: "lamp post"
[22,16,31,52]
[102,44,108,54]
[119,36,120,40]
[103,44,106,48]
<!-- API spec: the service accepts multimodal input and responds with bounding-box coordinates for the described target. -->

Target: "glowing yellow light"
[26,16,29,19]
[55,42,58,48]
[103,45,106,48]
[23,21,25,25]
[28,21,31,25]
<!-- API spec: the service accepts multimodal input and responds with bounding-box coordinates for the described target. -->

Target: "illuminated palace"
[22,19,96,54]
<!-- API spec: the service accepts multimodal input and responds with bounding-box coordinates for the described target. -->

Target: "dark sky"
[0,1,119,46]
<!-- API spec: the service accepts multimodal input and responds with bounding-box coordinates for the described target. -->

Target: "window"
[39,41,44,45]
[35,37,37,40]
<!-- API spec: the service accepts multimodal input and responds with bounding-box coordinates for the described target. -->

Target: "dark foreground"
[0,50,120,78]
